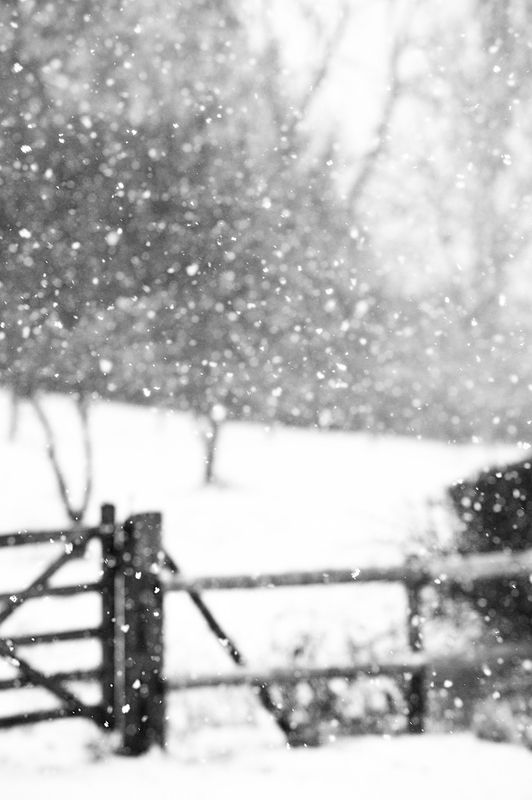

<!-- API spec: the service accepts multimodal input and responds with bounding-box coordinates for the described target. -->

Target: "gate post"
[406,556,426,734]
[100,503,117,730]
[117,512,166,755]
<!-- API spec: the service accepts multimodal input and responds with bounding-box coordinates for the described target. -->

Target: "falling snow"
[1,0,532,791]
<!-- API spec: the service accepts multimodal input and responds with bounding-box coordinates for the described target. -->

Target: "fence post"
[117,512,166,755]
[406,558,426,734]
[100,503,117,730]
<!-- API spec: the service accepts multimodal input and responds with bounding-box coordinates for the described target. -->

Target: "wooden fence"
[161,542,532,740]
[1,507,532,754]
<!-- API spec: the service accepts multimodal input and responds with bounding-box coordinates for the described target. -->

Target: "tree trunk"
[203,416,220,486]
[7,390,20,442]
[31,391,94,523]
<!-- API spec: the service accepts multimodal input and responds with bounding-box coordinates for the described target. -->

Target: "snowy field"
[0,389,530,794]
[1,722,532,800]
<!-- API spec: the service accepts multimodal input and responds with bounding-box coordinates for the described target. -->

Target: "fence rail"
[0,582,104,605]
[166,643,532,691]
[7,627,102,647]
[164,548,532,594]
[0,527,100,548]
[0,706,102,729]
[0,667,103,692]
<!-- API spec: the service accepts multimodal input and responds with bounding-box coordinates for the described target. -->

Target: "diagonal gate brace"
[163,550,293,737]
[0,638,96,719]
[0,538,88,629]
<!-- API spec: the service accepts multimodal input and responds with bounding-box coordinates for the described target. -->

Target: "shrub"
[472,697,520,743]
[448,457,532,640]
[269,632,406,745]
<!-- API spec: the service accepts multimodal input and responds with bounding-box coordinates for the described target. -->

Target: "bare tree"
[31,393,94,524]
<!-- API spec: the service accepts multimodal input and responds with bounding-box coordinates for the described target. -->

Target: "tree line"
[2,0,531,454]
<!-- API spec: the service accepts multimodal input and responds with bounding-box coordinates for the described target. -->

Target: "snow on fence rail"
[164,549,532,592]
[1,508,532,754]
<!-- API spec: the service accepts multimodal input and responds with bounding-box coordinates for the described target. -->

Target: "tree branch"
[258,1,350,145]
[347,25,406,211]
[297,1,350,123]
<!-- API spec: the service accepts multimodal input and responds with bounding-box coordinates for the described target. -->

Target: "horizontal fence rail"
[168,659,426,690]
[0,667,103,692]
[0,706,103,729]
[430,549,532,584]
[164,549,532,594]
[0,582,104,606]
[0,527,101,548]
[167,643,532,691]
[7,627,103,647]
[165,567,397,592]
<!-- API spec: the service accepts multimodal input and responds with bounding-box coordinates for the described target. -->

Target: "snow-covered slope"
[0,390,528,787]
[0,390,520,567]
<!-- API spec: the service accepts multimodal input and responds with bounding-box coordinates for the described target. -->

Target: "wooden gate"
[0,505,117,730]
[0,506,165,754]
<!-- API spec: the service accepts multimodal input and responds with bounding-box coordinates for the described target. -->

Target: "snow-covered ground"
[1,722,531,800]
[0,391,520,559]
[0,390,529,792]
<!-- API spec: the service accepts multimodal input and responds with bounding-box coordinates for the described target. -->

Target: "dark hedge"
[448,458,532,640]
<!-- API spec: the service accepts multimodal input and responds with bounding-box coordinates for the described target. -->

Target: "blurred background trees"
[2,0,532,449]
